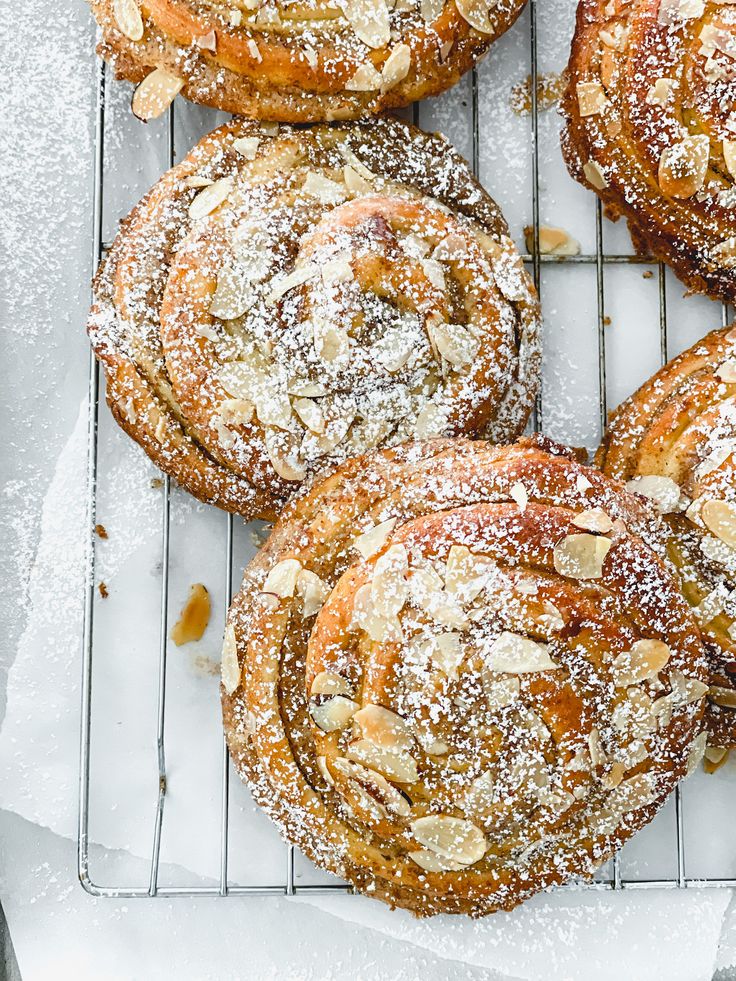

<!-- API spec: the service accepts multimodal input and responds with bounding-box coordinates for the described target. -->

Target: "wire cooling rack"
[78,0,736,898]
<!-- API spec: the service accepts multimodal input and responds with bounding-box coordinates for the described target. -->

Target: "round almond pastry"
[88,116,540,519]
[90,0,528,123]
[561,0,736,302]
[597,325,736,749]
[221,437,708,916]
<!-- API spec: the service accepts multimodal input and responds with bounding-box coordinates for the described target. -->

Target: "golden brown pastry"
[562,0,736,303]
[597,325,736,749]
[221,437,708,916]
[90,0,528,122]
[89,117,540,519]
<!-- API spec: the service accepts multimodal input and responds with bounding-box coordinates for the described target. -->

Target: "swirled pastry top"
[91,0,527,122]
[597,325,736,748]
[221,438,708,916]
[562,0,736,302]
[88,117,540,519]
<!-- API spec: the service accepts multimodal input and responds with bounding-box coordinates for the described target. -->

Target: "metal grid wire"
[78,0,735,898]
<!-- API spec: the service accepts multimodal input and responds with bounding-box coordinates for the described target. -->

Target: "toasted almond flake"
[219,398,254,426]
[455,0,493,32]
[296,569,330,617]
[354,518,397,559]
[430,632,464,679]
[625,474,681,513]
[576,474,593,493]
[420,0,444,19]
[708,685,736,708]
[670,670,709,706]
[415,403,446,439]
[553,533,611,579]
[572,508,613,533]
[713,237,736,267]
[233,136,260,159]
[311,695,360,732]
[303,44,318,68]
[321,252,354,286]
[353,704,414,751]
[196,29,217,51]
[333,758,411,816]
[342,0,390,48]
[184,175,214,189]
[487,631,559,673]
[686,731,708,775]
[302,171,346,204]
[113,0,144,41]
[410,815,487,865]
[701,499,736,547]
[658,135,710,198]
[611,639,671,686]
[409,849,466,872]
[704,746,729,773]
[601,760,625,790]
[220,623,240,694]
[510,481,528,511]
[266,429,307,481]
[131,67,184,121]
[346,61,383,91]
[482,671,520,709]
[427,320,479,367]
[371,543,409,618]
[311,670,351,697]
[268,262,319,303]
[716,358,736,382]
[246,38,262,61]
[444,545,491,601]
[293,397,325,434]
[588,728,606,766]
[316,756,334,785]
[381,43,411,91]
[583,160,608,190]
[645,77,674,106]
[343,164,373,194]
[313,315,350,362]
[525,225,581,256]
[724,140,736,180]
[188,177,233,220]
[347,739,418,782]
[263,558,302,598]
[576,80,607,116]
[609,772,656,812]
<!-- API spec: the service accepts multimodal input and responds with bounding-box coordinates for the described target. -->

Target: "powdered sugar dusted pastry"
[90,0,528,123]
[597,325,736,748]
[222,437,708,916]
[88,117,540,519]
[562,0,736,302]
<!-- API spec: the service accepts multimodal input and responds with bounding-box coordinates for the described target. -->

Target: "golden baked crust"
[561,0,736,303]
[597,325,736,748]
[90,0,527,122]
[88,116,540,519]
[221,437,708,916]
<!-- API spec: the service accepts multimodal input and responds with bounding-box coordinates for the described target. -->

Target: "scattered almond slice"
[510,482,528,511]
[332,757,411,817]
[429,632,464,679]
[704,746,729,773]
[354,518,397,559]
[524,225,581,256]
[342,0,390,48]
[455,0,494,33]
[409,849,466,872]
[724,140,736,181]
[131,67,184,121]
[482,674,521,710]
[311,671,352,697]
[444,545,490,601]
[170,583,210,645]
[427,320,479,367]
[114,0,144,41]
[220,623,240,695]
[611,639,671,686]
[686,731,708,776]
[625,474,681,513]
[708,685,736,708]
[347,739,418,782]
[658,135,710,199]
[410,815,487,865]
[716,359,736,383]
[371,543,409,618]
[572,508,613,533]
[353,704,414,751]
[553,533,611,579]
[576,80,607,116]
[381,43,411,92]
[188,177,233,220]
[233,136,260,159]
[346,62,383,91]
[583,160,607,190]
[701,499,736,548]
[487,631,559,673]
[263,558,302,598]
[311,695,360,732]
[296,569,330,616]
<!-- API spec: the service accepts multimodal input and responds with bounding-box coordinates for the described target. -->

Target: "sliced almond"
[576,80,607,116]
[455,0,494,33]
[352,583,402,643]
[611,639,671,686]
[220,623,240,695]
[311,671,352,697]
[293,397,325,435]
[353,704,414,751]
[658,135,710,198]
[427,320,479,367]
[347,739,418,782]
[131,67,184,121]
[302,171,346,205]
[342,0,390,48]
[371,543,409,618]
[444,545,490,601]
[233,136,260,160]
[553,533,611,580]
[608,772,656,813]
[381,43,411,92]
[195,29,217,51]
[296,569,330,617]
[269,263,320,303]
[716,359,736,383]
[582,160,608,190]
[670,670,709,706]
[572,508,613,533]
[625,474,681,514]
[113,0,144,41]
[526,225,581,257]
[332,757,411,817]
[486,631,559,673]
[724,139,736,180]
[311,695,360,732]
[701,499,736,548]
[510,482,528,511]
[410,815,487,865]
[354,518,397,559]
[263,558,302,598]
[430,632,464,679]
[708,685,736,708]
[482,674,520,710]
[188,177,233,220]
[345,62,383,91]
[420,0,444,20]
[704,746,729,773]
[265,429,307,481]
[686,731,708,776]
